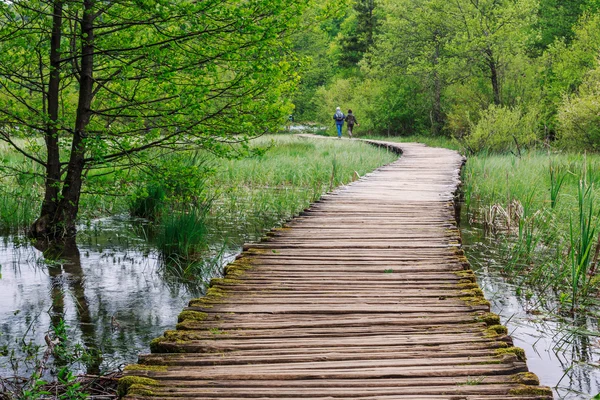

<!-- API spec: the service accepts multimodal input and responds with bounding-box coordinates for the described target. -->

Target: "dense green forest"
[292,0,600,152]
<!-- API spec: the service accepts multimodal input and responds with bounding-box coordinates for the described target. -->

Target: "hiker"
[345,109,359,138]
[333,107,345,138]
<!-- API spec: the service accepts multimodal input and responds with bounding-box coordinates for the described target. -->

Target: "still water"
[461,223,600,399]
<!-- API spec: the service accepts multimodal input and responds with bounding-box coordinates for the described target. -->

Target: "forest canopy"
[291,0,600,152]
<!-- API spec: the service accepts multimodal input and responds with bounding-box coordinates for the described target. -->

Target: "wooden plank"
[122,139,550,400]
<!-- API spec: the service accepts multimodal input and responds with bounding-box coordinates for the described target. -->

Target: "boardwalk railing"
[120,139,552,399]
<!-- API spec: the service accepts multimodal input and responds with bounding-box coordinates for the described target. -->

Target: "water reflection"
[37,239,102,374]
[461,224,600,399]
[0,217,198,376]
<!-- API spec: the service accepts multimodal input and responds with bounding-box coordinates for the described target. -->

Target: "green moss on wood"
[460,296,491,308]
[452,247,465,256]
[457,282,478,290]
[188,297,219,307]
[178,310,208,323]
[127,384,156,397]
[459,288,484,298]
[508,385,552,396]
[206,287,227,298]
[117,376,159,398]
[474,312,501,326]
[485,324,508,336]
[224,260,253,277]
[124,364,168,372]
[149,337,186,354]
[496,346,527,362]
[454,270,476,282]
[208,277,242,287]
[165,327,227,343]
[511,372,540,385]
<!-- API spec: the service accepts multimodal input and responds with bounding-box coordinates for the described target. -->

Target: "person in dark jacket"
[345,109,359,138]
[333,107,345,138]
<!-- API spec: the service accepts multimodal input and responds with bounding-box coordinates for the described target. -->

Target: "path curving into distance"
[120,139,552,399]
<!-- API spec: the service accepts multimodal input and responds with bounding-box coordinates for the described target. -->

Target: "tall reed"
[549,162,567,209]
[568,180,598,313]
[462,150,600,316]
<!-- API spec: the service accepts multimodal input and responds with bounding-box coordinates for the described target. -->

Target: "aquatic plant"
[462,151,600,316]
[567,180,598,313]
[549,162,567,209]
[156,207,209,264]
[128,183,167,221]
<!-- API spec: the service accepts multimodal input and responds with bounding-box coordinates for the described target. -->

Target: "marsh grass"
[463,150,600,315]
[205,135,397,231]
[147,135,397,285]
[568,180,599,312]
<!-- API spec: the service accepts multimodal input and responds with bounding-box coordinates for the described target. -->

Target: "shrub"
[557,64,600,150]
[462,104,540,154]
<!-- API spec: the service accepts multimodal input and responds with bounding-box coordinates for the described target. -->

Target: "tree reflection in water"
[36,238,102,375]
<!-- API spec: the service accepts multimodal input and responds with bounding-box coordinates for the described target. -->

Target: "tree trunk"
[30,0,64,238]
[485,48,501,105]
[31,0,94,239]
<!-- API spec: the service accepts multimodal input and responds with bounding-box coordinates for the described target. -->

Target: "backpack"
[334,111,344,121]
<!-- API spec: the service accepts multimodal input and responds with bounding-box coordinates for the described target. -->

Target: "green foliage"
[0,0,308,237]
[129,152,214,220]
[156,207,209,265]
[129,183,167,221]
[557,64,600,150]
[535,0,600,50]
[539,13,600,131]
[337,0,380,67]
[1,318,94,399]
[461,105,540,154]
[291,0,600,153]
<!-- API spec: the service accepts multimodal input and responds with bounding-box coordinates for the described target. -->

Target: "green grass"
[205,135,397,229]
[462,150,600,315]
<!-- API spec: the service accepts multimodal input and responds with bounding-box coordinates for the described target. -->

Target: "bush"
[462,104,540,154]
[128,152,214,220]
[557,65,600,150]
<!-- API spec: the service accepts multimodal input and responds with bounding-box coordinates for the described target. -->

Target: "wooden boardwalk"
[120,140,552,399]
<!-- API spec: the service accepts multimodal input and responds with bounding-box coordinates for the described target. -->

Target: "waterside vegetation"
[462,151,600,317]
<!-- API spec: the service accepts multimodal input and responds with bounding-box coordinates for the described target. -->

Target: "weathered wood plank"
[121,139,551,400]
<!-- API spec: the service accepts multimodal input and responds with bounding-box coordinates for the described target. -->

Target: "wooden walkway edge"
[120,139,553,399]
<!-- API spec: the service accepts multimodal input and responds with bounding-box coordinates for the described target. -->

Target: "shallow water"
[0,206,285,378]
[461,224,600,399]
[0,217,192,376]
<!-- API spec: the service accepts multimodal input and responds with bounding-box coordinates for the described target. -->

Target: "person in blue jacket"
[333,107,345,138]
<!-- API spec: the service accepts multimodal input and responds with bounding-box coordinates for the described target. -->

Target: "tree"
[536,0,600,50]
[445,0,538,106]
[0,0,307,239]
[366,0,455,135]
[338,0,379,67]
